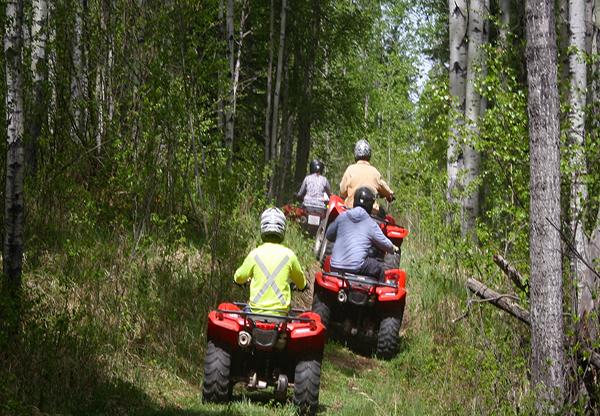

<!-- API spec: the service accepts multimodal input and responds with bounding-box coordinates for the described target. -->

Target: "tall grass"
[0,201,538,415]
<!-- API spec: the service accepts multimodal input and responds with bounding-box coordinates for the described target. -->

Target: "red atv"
[312,264,407,360]
[283,204,327,238]
[313,195,408,269]
[202,302,326,415]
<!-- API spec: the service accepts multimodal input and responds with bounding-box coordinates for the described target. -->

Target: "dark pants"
[331,257,386,283]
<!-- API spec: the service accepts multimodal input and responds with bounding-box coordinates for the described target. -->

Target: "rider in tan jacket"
[340,140,395,214]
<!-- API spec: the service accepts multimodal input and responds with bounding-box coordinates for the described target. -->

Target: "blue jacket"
[326,206,394,270]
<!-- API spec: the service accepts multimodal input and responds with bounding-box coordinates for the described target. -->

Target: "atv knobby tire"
[202,340,233,403]
[311,289,331,329]
[375,304,405,360]
[293,353,322,415]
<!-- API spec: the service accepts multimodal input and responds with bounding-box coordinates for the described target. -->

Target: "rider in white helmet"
[339,139,395,216]
[234,207,307,315]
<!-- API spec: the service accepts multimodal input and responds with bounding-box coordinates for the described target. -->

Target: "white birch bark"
[4,0,25,291]
[448,0,468,224]
[559,0,570,97]
[72,0,86,135]
[568,0,591,320]
[525,0,566,408]
[462,0,485,240]
[31,0,47,84]
[499,0,510,41]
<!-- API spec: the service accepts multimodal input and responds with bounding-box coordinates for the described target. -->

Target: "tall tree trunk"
[525,0,566,409]
[267,0,288,200]
[72,0,87,140]
[293,0,321,191]
[559,0,570,98]
[567,0,591,321]
[264,0,275,166]
[225,0,235,152]
[4,0,25,302]
[26,0,48,177]
[462,0,486,241]
[447,0,468,226]
[217,0,225,133]
[276,43,292,206]
[499,0,510,41]
[229,0,249,168]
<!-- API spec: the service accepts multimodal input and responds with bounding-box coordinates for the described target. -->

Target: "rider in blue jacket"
[325,186,397,282]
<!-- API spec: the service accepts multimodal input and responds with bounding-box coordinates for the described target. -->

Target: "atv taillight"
[216,311,224,321]
[255,322,277,330]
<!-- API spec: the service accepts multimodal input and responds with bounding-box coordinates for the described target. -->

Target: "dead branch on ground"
[493,254,528,293]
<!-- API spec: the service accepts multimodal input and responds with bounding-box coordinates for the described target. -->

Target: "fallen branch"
[464,278,600,370]
[465,278,530,325]
[493,254,527,293]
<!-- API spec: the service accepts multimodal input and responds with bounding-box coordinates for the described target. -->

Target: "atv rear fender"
[315,270,406,303]
[207,303,326,354]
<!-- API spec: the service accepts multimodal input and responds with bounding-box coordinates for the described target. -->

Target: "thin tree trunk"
[276,43,291,206]
[217,0,225,133]
[448,0,468,225]
[499,0,510,41]
[26,0,48,177]
[293,0,321,190]
[559,0,570,99]
[267,0,288,200]
[568,0,590,321]
[525,0,566,408]
[4,0,25,301]
[462,0,485,241]
[264,0,275,166]
[225,0,235,152]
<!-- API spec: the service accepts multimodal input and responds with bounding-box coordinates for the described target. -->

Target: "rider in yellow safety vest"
[234,207,307,315]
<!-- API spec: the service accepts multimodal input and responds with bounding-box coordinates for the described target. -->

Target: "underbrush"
[0,209,535,415]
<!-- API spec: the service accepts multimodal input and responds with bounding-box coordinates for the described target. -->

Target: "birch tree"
[461,0,485,240]
[525,0,566,408]
[4,0,26,299]
[567,0,591,321]
[447,0,468,225]
[499,0,510,41]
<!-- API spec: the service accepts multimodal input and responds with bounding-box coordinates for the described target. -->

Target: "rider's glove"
[388,193,396,202]
[290,282,307,292]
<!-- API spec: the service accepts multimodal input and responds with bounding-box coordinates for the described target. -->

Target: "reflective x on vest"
[253,255,289,306]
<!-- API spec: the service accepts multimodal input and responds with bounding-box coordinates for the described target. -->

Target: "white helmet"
[354,139,371,161]
[260,207,286,242]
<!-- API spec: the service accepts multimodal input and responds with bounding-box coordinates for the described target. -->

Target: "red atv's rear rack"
[207,302,326,355]
[315,270,406,304]
[203,303,325,413]
[283,204,327,238]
